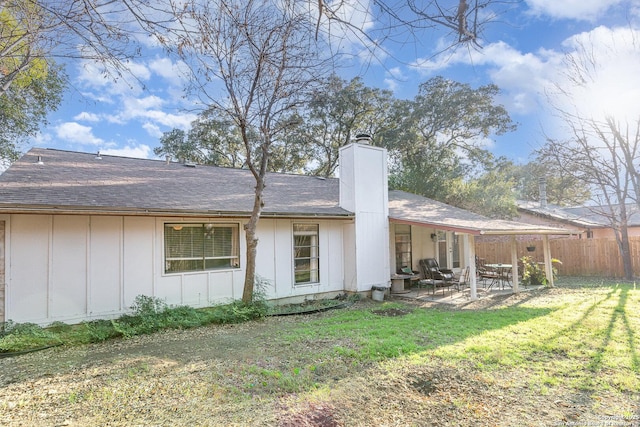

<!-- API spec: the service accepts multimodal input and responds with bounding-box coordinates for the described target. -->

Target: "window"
[451,233,460,268]
[293,224,319,284]
[395,224,412,271]
[164,223,239,273]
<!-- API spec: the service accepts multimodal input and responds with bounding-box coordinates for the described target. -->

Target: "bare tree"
[157,0,330,303]
[539,116,639,279]
[0,0,167,97]
[540,34,640,279]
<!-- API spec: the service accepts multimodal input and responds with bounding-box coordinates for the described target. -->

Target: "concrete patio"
[387,282,544,307]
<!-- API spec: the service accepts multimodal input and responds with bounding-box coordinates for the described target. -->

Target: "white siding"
[6,213,351,325]
[123,217,154,306]
[50,216,88,319]
[256,218,346,299]
[8,215,50,322]
[90,216,122,315]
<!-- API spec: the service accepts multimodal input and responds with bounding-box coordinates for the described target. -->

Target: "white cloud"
[105,95,196,129]
[73,112,100,122]
[550,26,640,123]
[312,0,379,59]
[384,67,405,92]
[76,58,150,98]
[148,57,189,87]
[525,0,628,21]
[101,144,152,159]
[142,122,164,138]
[55,122,105,146]
[411,41,563,114]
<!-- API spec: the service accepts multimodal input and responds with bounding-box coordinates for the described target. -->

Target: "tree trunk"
[242,175,266,304]
[616,223,634,280]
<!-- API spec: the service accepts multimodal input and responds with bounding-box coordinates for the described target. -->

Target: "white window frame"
[293,223,319,285]
[164,223,240,273]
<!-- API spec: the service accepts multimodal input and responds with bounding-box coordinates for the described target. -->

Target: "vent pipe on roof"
[166,155,171,165]
[355,133,371,145]
[95,151,102,160]
[36,155,44,165]
[539,177,547,209]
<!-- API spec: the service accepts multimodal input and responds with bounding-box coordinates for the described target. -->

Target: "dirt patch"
[371,307,412,316]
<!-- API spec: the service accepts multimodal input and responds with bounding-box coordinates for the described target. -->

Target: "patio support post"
[543,235,554,287]
[467,234,478,301]
[510,235,519,293]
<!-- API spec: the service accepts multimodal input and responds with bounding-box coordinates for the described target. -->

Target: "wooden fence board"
[475,237,640,278]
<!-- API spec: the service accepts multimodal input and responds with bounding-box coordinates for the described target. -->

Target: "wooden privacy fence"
[475,237,640,278]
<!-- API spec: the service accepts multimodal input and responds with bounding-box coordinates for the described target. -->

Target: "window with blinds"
[164,223,239,273]
[293,224,319,285]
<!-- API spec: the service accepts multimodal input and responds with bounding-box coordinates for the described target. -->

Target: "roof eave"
[0,205,354,219]
[390,217,575,236]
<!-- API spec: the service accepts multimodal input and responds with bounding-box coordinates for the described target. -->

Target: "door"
[437,231,461,270]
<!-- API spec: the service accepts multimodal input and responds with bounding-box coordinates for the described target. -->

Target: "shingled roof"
[0,148,352,218]
[389,190,572,235]
[518,200,640,228]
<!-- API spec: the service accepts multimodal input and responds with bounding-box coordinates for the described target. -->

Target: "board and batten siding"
[254,218,346,300]
[0,220,5,323]
[5,214,349,325]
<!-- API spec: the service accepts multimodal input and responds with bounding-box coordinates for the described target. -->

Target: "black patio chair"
[418,258,454,296]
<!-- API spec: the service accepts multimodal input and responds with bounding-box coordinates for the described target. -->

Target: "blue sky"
[32,0,640,165]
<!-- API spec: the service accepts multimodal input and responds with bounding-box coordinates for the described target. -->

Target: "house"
[0,142,569,325]
[517,200,640,240]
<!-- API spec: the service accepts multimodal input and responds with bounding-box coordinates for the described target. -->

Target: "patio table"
[484,264,512,290]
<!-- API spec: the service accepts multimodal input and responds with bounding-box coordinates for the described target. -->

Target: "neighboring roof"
[389,190,573,236]
[0,148,352,218]
[517,200,640,228]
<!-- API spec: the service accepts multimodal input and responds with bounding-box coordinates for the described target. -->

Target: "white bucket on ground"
[372,289,385,301]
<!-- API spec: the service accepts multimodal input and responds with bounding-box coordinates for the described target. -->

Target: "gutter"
[0,205,355,220]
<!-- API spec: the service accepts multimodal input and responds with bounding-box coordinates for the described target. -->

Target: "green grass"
[3,281,639,400]
[2,280,638,425]
[281,282,640,394]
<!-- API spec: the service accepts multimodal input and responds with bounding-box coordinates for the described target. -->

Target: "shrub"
[0,321,61,352]
[521,256,562,287]
[130,295,168,317]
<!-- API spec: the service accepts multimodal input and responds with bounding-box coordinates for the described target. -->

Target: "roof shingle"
[0,148,352,217]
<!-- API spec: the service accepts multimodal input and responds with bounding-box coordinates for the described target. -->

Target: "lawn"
[0,279,638,426]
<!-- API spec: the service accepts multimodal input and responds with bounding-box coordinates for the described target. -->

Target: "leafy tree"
[445,160,519,219]
[155,109,312,173]
[292,75,395,177]
[1,0,161,165]
[383,76,516,217]
[1,2,66,165]
[154,110,247,168]
[510,157,590,206]
[0,60,64,166]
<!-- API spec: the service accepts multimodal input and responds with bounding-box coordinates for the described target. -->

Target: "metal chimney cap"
[355,133,372,144]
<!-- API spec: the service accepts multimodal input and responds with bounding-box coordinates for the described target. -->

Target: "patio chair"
[476,257,498,288]
[418,258,453,296]
[453,266,471,291]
